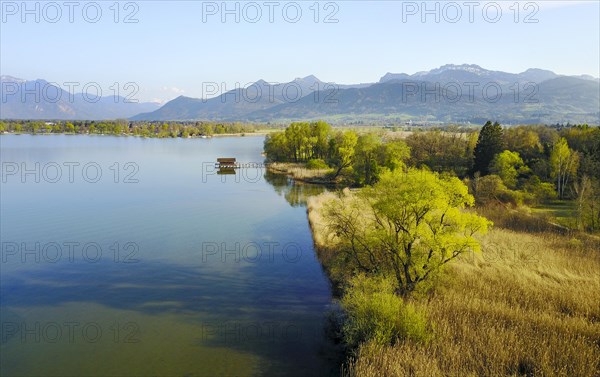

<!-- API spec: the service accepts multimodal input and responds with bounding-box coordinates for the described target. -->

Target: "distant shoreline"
[0,130,275,138]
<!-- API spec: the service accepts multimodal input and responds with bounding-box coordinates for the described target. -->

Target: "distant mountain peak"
[294,75,322,84]
[253,79,269,86]
[423,64,487,76]
[523,68,550,73]
[302,74,320,81]
[379,72,410,83]
[573,74,600,82]
[0,75,26,83]
[440,63,483,70]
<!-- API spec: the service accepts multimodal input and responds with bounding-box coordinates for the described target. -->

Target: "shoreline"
[306,192,346,297]
[0,131,272,139]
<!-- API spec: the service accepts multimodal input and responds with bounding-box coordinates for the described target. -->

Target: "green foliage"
[329,130,358,178]
[574,175,600,232]
[550,138,580,199]
[341,274,430,348]
[347,134,410,184]
[306,159,329,170]
[468,174,528,206]
[264,132,290,162]
[503,126,543,161]
[561,125,600,180]
[473,121,504,176]
[266,123,410,185]
[353,133,382,185]
[523,176,557,204]
[382,140,411,172]
[324,169,491,294]
[495,187,528,207]
[264,121,333,163]
[310,120,331,160]
[405,130,472,176]
[489,150,526,189]
[561,125,600,157]
[284,122,311,162]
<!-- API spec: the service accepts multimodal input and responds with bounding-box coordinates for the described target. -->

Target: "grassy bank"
[307,193,600,376]
[531,200,579,229]
[266,162,337,185]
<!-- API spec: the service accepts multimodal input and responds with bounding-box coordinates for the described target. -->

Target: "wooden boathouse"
[216,158,237,168]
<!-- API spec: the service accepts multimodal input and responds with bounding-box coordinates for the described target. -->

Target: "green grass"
[532,200,578,228]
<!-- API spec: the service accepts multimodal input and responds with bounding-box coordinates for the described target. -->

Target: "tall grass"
[308,194,600,377]
[267,162,332,181]
[477,203,571,234]
[341,274,431,348]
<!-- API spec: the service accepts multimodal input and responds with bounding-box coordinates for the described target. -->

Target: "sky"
[1,0,599,103]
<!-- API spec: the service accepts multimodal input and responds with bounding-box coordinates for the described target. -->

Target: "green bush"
[523,176,557,204]
[341,274,431,348]
[306,159,329,170]
[496,187,526,206]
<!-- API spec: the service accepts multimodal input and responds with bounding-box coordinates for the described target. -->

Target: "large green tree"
[574,175,600,231]
[329,131,358,178]
[353,134,383,185]
[284,122,311,162]
[406,130,472,175]
[550,138,580,199]
[323,169,491,295]
[503,126,543,161]
[489,150,526,189]
[472,121,504,176]
[264,121,333,163]
[309,121,331,160]
[264,132,290,162]
[353,135,411,185]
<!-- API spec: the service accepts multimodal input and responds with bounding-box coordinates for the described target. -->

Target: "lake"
[0,134,339,376]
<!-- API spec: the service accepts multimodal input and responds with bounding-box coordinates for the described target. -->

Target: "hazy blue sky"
[1,0,599,102]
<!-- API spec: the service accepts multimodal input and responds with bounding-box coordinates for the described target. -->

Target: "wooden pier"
[216,158,238,168]
[215,158,269,169]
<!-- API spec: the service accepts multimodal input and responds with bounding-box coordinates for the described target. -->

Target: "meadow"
[308,193,600,376]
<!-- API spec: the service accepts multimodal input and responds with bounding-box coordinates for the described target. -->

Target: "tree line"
[265,121,600,231]
[264,121,410,185]
[468,121,599,231]
[0,120,258,138]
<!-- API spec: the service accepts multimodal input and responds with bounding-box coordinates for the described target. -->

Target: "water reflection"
[0,135,340,377]
[264,171,327,207]
[0,259,338,376]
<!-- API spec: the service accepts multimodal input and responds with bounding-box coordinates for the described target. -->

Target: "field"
[307,194,600,376]
[531,200,579,229]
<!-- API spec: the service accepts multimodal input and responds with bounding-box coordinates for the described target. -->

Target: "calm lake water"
[0,134,338,376]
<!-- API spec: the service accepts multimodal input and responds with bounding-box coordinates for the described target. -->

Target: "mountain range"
[2,65,599,124]
[132,64,599,124]
[0,76,160,120]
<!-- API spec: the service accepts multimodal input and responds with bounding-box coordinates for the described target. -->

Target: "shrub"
[523,176,557,204]
[469,174,530,206]
[495,187,526,206]
[341,274,431,348]
[306,158,329,170]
